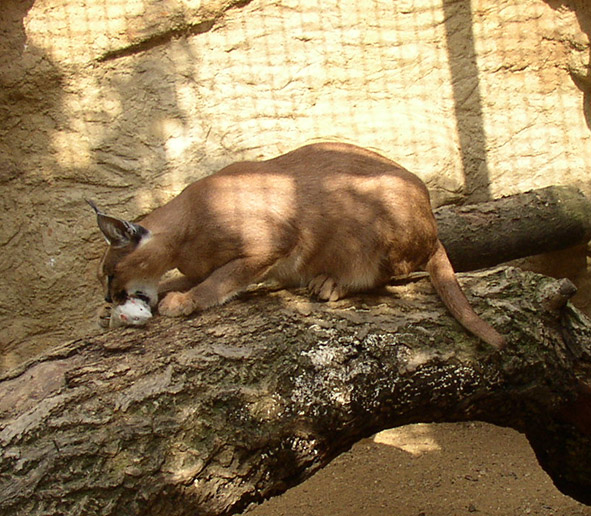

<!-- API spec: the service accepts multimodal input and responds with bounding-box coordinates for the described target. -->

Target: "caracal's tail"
[426,241,506,350]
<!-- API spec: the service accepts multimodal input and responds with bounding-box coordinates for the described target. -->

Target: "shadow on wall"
[0,0,72,371]
[90,42,188,211]
[442,0,491,203]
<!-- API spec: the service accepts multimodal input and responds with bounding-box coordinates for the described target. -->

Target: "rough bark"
[435,185,591,272]
[1,266,591,515]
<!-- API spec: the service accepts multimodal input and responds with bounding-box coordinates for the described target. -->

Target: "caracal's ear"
[87,200,149,248]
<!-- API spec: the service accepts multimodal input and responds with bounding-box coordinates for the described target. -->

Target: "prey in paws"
[96,297,152,329]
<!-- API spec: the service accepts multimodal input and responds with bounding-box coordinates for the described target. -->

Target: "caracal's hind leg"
[307,274,348,302]
[159,256,275,317]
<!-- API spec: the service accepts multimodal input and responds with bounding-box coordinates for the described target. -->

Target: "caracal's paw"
[97,304,112,328]
[158,291,196,317]
[307,275,347,302]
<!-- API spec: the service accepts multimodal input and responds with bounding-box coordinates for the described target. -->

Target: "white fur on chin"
[126,280,159,308]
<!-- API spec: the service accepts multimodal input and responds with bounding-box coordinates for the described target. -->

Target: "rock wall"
[1,0,590,369]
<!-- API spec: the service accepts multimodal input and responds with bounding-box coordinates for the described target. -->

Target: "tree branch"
[1,266,591,515]
[435,185,591,271]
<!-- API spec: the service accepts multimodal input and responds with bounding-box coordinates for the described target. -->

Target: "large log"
[435,185,591,271]
[1,266,591,515]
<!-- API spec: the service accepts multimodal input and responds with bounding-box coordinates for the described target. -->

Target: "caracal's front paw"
[97,304,112,328]
[158,291,196,317]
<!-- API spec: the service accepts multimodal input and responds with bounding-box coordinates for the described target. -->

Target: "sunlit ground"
[245,422,591,516]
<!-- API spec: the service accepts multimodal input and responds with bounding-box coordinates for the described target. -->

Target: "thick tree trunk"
[435,185,591,271]
[1,266,591,515]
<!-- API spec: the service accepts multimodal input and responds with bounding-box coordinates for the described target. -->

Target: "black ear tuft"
[87,200,149,248]
[86,199,101,215]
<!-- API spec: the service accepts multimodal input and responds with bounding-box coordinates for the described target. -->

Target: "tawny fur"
[92,142,505,349]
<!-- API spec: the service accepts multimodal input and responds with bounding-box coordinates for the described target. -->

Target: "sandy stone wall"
[1,0,590,369]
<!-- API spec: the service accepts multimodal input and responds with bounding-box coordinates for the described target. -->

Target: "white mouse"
[109,297,152,328]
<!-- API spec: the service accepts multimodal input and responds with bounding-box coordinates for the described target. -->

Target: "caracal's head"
[88,200,159,309]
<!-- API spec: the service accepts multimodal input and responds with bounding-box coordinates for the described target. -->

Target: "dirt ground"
[243,422,591,516]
